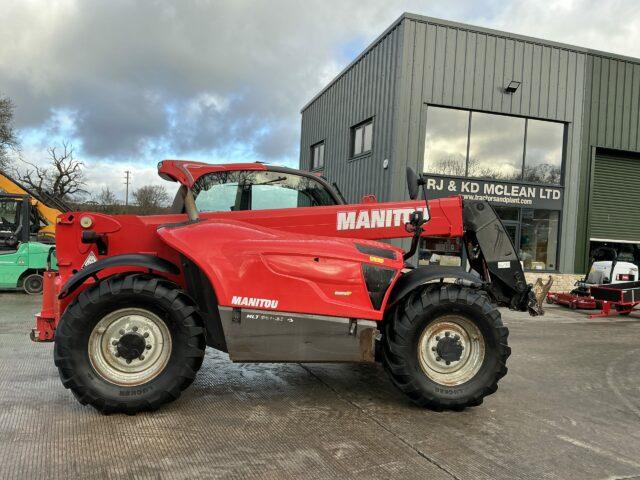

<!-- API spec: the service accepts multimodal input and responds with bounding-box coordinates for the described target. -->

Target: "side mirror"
[361,194,378,203]
[406,167,420,200]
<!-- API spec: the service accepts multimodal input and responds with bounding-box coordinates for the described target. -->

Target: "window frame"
[420,104,566,187]
[350,118,374,159]
[311,141,325,171]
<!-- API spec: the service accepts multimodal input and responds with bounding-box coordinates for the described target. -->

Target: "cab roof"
[158,160,268,188]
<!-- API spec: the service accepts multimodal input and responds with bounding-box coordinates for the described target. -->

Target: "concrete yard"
[1,292,639,480]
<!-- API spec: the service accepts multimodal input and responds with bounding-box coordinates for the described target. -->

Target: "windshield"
[192,170,338,212]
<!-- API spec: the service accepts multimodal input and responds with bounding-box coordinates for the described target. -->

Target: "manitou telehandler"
[33,160,551,414]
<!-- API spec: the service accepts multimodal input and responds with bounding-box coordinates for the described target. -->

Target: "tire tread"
[383,284,510,410]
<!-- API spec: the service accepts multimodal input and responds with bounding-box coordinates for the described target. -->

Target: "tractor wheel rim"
[417,315,485,386]
[88,308,172,387]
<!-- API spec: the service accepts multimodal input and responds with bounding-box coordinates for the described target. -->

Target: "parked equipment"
[0,170,69,240]
[33,161,552,414]
[547,246,639,314]
[0,194,57,293]
[0,171,67,293]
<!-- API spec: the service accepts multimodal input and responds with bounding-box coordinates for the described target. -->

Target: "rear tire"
[54,274,206,414]
[383,284,510,410]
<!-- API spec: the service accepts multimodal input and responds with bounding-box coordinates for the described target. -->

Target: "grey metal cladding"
[584,56,640,152]
[299,22,403,203]
[391,16,588,272]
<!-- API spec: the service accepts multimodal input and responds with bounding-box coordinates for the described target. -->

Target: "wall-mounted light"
[504,80,521,94]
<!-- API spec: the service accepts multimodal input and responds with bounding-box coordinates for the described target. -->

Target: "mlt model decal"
[231,296,279,309]
[337,207,429,231]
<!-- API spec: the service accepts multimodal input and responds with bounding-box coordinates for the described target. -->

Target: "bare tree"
[0,96,19,169]
[17,141,86,199]
[96,187,118,206]
[133,185,169,214]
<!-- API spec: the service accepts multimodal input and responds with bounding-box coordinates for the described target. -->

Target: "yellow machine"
[0,170,68,240]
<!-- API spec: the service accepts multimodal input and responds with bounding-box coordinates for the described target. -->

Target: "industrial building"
[300,13,640,275]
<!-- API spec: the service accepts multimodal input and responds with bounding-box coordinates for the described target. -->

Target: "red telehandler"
[32,161,550,414]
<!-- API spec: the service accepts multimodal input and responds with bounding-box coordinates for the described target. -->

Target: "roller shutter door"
[589,152,640,242]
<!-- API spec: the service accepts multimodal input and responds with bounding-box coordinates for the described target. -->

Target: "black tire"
[54,274,206,414]
[23,273,44,294]
[383,284,510,410]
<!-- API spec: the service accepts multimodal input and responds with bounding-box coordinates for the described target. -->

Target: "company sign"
[422,176,563,210]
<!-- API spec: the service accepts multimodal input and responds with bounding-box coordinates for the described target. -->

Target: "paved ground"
[1,293,639,480]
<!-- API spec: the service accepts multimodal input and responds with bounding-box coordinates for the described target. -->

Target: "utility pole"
[124,170,131,206]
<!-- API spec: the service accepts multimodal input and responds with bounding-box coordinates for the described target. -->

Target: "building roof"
[301,12,640,113]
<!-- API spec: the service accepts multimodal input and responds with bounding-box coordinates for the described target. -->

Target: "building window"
[493,207,560,270]
[423,106,564,185]
[351,119,373,157]
[523,119,563,185]
[468,112,525,181]
[311,141,325,170]
[423,107,468,176]
[519,209,559,270]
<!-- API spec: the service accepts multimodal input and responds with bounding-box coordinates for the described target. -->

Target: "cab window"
[193,170,338,212]
[0,199,19,232]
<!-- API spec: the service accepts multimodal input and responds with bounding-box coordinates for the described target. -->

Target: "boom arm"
[463,200,550,315]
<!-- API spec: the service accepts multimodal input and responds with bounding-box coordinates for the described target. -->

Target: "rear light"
[362,264,395,310]
[616,274,632,281]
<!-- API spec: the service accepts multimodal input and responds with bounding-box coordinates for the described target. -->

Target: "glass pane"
[194,183,239,212]
[418,237,462,266]
[252,184,300,210]
[193,170,338,212]
[0,200,19,234]
[519,209,559,270]
[468,112,525,181]
[312,144,323,169]
[503,224,518,246]
[423,107,468,176]
[493,206,519,222]
[353,127,363,156]
[524,119,564,184]
[363,122,373,152]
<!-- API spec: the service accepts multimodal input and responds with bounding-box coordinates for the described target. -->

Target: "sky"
[1,0,640,202]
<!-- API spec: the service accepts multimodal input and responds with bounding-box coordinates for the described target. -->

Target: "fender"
[58,253,180,299]
[386,265,483,307]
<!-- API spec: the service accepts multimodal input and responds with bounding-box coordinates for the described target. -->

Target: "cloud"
[2,0,640,197]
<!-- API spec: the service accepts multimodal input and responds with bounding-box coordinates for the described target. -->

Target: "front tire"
[383,285,510,410]
[23,273,44,294]
[54,274,206,414]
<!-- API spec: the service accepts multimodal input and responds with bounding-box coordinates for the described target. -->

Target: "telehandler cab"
[33,160,550,414]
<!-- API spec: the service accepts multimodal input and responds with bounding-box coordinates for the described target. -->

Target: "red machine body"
[34,161,465,340]
[33,160,539,414]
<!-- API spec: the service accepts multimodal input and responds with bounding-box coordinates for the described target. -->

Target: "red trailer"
[588,281,640,318]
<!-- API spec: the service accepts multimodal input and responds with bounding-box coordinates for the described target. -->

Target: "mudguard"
[58,253,180,299]
[386,265,483,306]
